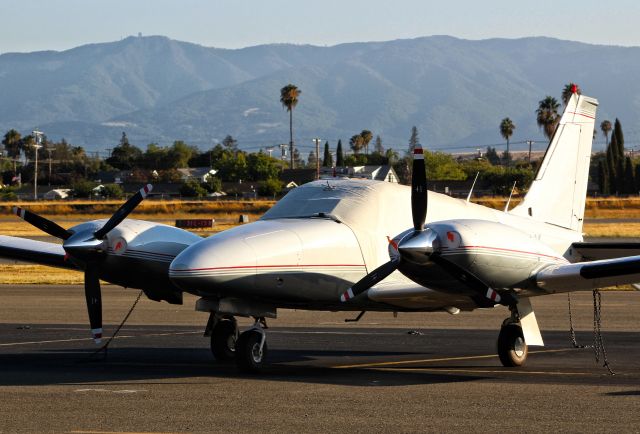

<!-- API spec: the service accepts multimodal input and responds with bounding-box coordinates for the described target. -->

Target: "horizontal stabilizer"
[572,242,640,261]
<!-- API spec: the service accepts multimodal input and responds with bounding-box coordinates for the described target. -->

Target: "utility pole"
[289,133,294,169]
[526,140,535,164]
[313,138,322,180]
[32,130,43,200]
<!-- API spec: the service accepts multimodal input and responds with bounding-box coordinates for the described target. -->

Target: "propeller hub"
[62,230,106,260]
[397,228,440,265]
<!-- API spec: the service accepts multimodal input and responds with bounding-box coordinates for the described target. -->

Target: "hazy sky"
[2,0,640,53]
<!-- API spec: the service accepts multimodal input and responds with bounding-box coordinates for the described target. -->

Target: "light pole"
[313,138,322,179]
[32,130,43,200]
[46,145,54,185]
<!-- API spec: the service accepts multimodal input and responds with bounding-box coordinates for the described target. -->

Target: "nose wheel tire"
[497,323,528,367]
[235,329,268,373]
[211,319,238,362]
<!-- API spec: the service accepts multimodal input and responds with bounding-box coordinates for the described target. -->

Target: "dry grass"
[0,265,84,284]
[0,199,275,216]
[475,196,640,212]
[582,223,640,237]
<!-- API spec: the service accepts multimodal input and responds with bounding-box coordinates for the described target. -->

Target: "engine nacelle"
[425,219,568,289]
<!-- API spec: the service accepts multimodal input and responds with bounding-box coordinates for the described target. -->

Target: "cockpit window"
[261,180,381,226]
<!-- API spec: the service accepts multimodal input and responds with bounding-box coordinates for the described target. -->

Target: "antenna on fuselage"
[466,172,480,203]
[504,181,517,212]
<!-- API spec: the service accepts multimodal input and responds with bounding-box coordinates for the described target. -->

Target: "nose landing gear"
[205,312,269,372]
[235,317,268,373]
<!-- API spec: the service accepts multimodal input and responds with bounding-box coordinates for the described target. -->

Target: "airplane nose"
[169,235,257,293]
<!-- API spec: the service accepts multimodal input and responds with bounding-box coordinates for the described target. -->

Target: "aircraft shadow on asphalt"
[0,348,489,387]
[1,325,639,388]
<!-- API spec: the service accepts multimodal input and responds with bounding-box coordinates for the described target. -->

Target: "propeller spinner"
[13,184,153,343]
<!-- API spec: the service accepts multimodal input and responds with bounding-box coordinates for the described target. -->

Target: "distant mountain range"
[1,35,639,154]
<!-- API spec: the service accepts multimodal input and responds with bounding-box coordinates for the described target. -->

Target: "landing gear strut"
[498,309,528,367]
[208,315,238,362]
[235,317,268,373]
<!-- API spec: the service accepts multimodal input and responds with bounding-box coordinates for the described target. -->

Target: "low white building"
[177,167,219,183]
[44,189,71,200]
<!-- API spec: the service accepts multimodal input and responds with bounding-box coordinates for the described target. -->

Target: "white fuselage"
[169,179,580,311]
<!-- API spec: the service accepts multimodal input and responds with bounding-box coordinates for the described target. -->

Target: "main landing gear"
[497,310,528,367]
[207,314,268,373]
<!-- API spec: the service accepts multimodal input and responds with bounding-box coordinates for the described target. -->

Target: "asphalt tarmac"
[0,286,639,433]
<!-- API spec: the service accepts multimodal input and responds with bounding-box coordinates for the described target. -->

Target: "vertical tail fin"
[512,93,598,232]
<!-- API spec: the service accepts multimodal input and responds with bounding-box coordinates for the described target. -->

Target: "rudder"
[512,93,598,232]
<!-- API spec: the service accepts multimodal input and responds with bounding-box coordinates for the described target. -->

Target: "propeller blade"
[84,264,103,344]
[12,207,71,240]
[340,259,399,302]
[94,184,153,240]
[411,144,428,231]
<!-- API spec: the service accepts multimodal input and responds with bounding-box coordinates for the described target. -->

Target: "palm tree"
[360,130,373,155]
[499,117,515,167]
[349,134,364,155]
[600,120,612,146]
[536,96,561,141]
[2,129,22,174]
[280,84,301,169]
[561,82,582,105]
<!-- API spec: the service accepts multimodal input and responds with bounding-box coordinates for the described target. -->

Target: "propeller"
[411,144,427,231]
[12,184,153,343]
[84,263,103,343]
[12,207,71,240]
[339,144,514,307]
[340,258,400,302]
[339,145,428,301]
[94,184,152,240]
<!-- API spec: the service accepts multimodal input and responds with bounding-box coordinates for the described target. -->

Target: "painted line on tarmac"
[69,431,176,434]
[0,331,200,347]
[374,367,594,376]
[39,327,194,332]
[332,348,575,369]
[269,330,399,335]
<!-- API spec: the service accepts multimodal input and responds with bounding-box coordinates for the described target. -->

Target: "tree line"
[1,81,633,199]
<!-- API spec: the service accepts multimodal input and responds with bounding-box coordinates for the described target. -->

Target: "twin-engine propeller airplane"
[2,90,640,372]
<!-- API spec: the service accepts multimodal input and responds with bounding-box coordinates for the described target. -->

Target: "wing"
[572,241,640,261]
[0,235,79,270]
[536,254,640,292]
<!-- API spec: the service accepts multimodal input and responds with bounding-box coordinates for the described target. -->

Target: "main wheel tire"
[497,323,528,367]
[235,330,268,373]
[211,319,237,362]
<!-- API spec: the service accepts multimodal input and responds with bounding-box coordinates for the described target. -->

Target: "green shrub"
[71,180,98,198]
[180,179,207,198]
[102,183,124,199]
[257,178,283,197]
